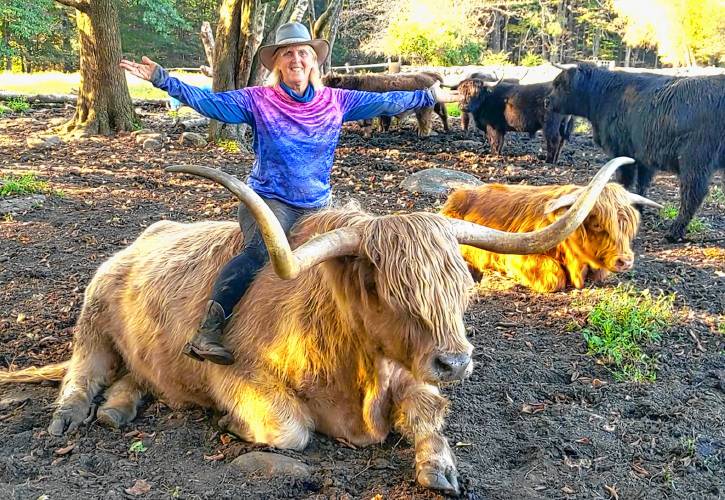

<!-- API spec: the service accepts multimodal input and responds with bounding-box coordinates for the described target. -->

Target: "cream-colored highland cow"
[0,158,635,495]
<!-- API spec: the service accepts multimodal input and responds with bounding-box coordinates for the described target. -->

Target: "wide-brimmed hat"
[258,22,329,71]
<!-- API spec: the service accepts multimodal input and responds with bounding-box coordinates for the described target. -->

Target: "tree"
[54,0,136,135]
[613,0,725,67]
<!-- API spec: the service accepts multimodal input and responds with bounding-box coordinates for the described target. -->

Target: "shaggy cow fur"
[442,182,641,292]
[458,79,573,164]
[323,72,449,137]
[547,64,725,241]
[0,207,475,495]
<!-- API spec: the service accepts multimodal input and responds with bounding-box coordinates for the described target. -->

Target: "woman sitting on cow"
[120,22,458,365]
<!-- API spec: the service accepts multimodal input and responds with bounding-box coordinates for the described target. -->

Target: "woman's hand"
[429,81,460,103]
[119,56,159,82]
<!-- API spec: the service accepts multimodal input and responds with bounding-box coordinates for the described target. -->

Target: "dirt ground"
[1,106,723,500]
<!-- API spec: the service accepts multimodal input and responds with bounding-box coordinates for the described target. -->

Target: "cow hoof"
[48,405,90,436]
[97,406,135,429]
[416,460,459,495]
[664,232,686,243]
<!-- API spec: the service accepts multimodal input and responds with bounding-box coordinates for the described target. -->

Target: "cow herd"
[1,63,723,496]
[326,64,724,242]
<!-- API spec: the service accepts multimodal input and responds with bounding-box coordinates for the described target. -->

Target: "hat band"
[274,37,314,47]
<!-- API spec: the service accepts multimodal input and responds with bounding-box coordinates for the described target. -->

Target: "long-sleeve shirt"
[152,68,436,208]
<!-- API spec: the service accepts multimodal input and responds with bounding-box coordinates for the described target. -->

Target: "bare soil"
[1,106,723,500]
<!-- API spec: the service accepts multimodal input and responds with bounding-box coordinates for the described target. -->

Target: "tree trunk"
[490,11,502,52]
[248,0,309,86]
[624,45,631,67]
[312,0,343,72]
[2,21,11,70]
[55,0,135,136]
[502,15,509,53]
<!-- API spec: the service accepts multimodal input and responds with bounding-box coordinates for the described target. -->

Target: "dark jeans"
[210,196,315,317]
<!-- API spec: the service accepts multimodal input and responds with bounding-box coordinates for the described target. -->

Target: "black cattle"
[458,79,573,164]
[547,64,725,241]
[457,73,520,137]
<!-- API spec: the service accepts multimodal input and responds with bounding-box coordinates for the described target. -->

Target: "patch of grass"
[128,441,147,453]
[706,185,725,204]
[0,173,49,197]
[4,96,30,113]
[581,284,675,382]
[658,203,709,234]
[446,102,461,118]
[217,138,241,153]
[0,70,210,100]
[572,117,591,135]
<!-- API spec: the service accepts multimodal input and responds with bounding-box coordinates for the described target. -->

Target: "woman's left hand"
[429,82,460,103]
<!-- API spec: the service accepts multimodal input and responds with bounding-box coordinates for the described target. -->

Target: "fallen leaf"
[219,433,233,445]
[203,453,225,461]
[454,442,473,447]
[631,461,649,476]
[604,484,619,500]
[16,313,26,323]
[591,378,607,388]
[125,479,151,496]
[576,437,592,445]
[336,437,358,449]
[521,402,546,414]
[561,485,576,494]
[54,443,75,455]
[124,430,141,438]
[602,422,617,432]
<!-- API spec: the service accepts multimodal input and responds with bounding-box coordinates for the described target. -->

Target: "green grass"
[658,203,709,234]
[0,70,210,100]
[217,138,241,153]
[581,284,675,382]
[3,96,30,113]
[446,102,461,117]
[572,117,591,135]
[706,186,725,204]
[0,173,49,197]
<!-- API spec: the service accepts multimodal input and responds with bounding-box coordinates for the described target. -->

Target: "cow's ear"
[544,189,583,214]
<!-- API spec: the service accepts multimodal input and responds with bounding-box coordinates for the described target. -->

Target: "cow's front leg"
[390,367,458,495]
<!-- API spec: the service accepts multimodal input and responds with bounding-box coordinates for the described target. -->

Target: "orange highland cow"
[441,182,662,292]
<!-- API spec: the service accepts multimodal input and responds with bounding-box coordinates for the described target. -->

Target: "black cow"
[458,79,573,164]
[546,64,725,241]
[457,73,520,137]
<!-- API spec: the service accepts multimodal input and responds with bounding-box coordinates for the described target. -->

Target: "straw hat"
[258,22,329,71]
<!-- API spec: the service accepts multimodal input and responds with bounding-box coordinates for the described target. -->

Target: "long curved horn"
[626,192,663,209]
[484,73,505,87]
[449,157,635,254]
[552,62,568,70]
[165,165,362,279]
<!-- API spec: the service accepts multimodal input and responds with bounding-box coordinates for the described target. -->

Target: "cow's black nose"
[433,352,472,380]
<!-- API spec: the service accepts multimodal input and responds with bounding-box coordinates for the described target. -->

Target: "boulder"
[142,138,163,151]
[135,132,164,144]
[229,452,311,480]
[179,132,207,147]
[400,168,483,196]
[0,194,46,215]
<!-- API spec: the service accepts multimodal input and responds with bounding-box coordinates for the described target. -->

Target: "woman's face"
[276,44,315,88]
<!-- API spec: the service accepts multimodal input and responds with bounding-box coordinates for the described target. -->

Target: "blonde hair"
[265,44,324,90]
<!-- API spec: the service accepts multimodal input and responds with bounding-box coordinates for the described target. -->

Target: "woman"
[120,22,458,365]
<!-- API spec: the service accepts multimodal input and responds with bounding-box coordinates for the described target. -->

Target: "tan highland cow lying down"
[441,181,662,293]
[0,158,636,495]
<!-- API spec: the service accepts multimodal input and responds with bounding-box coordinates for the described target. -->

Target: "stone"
[142,138,163,151]
[135,132,164,144]
[229,451,311,480]
[400,168,483,196]
[130,128,155,137]
[179,132,207,147]
[0,194,46,215]
[452,140,483,149]
[25,135,61,150]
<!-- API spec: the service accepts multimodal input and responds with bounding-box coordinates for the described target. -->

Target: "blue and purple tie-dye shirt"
[152,69,435,208]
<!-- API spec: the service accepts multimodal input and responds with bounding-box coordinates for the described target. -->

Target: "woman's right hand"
[119,56,159,82]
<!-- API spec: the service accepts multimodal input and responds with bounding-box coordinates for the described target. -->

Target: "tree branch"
[54,0,90,12]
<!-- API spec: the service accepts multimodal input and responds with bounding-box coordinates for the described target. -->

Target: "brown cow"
[0,158,634,494]
[322,72,449,137]
[441,181,662,293]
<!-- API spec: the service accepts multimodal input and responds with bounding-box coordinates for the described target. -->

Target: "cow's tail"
[0,361,69,385]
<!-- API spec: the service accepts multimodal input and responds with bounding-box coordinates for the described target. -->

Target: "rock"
[400,168,483,196]
[0,194,47,215]
[179,132,207,147]
[135,132,164,144]
[26,135,61,150]
[142,138,163,151]
[452,140,483,149]
[229,451,311,480]
[131,128,155,137]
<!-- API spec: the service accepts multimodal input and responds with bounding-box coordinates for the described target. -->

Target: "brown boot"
[183,300,235,365]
